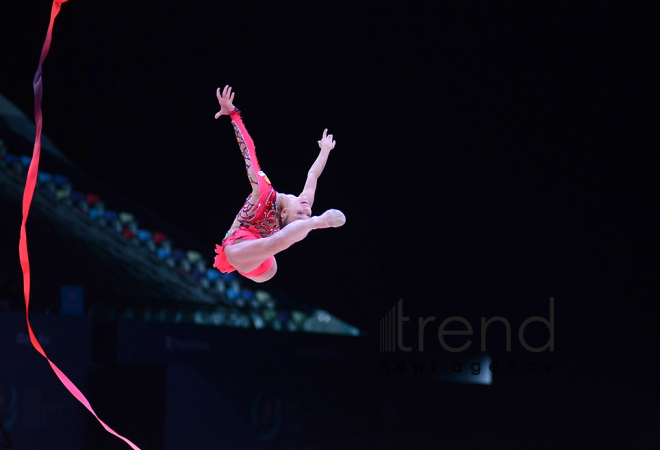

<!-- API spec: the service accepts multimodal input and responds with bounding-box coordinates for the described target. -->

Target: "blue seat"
[20,156,32,167]
[137,230,152,242]
[37,172,53,184]
[191,268,203,280]
[104,211,119,222]
[226,287,240,301]
[220,272,237,282]
[88,208,104,221]
[53,174,69,186]
[205,269,221,281]
[156,247,171,260]
[242,289,255,301]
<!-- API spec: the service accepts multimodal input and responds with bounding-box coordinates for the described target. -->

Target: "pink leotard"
[213,108,280,277]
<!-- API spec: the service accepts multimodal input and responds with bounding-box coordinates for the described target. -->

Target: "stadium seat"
[54,189,72,203]
[226,286,240,302]
[76,198,89,215]
[194,311,209,325]
[262,309,277,323]
[197,275,210,289]
[53,174,69,187]
[104,211,119,222]
[54,182,72,202]
[220,272,236,282]
[291,311,307,325]
[137,230,153,242]
[43,180,56,196]
[213,279,226,294]
[193,260,206,273]
[86,193,101,205]
[156,247,171,260]
[178,258,191,273]
[145,239,157,252]
[209,310,225,326]
[278,311,290,323]
[152,232,168,245]
[38,172,53,184]
[205,269,221,282]
[255,290,271,303]
[109,218,123,234]
[118,212,135,224]
[250,312,265,329]
[5,154,22,175]
[121,229,136,240]
[124,220,138,234]
[264,299,276,310]
[186,251,202,264]
[88,208,104,222]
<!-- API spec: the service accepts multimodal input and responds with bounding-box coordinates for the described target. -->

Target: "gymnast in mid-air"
[213,85,346,282]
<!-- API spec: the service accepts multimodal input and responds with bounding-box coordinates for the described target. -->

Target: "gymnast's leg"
[224,209,346,274]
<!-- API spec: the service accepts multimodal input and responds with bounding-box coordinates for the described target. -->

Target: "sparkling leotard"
[213,108,280,275]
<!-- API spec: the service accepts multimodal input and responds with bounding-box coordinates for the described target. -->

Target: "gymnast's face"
[282,195,312,226]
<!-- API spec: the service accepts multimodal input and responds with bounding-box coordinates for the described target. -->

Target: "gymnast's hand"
[318,128,336,151]
[215,85,236,119]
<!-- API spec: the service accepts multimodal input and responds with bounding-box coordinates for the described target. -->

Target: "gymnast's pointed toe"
[323,209,346,228]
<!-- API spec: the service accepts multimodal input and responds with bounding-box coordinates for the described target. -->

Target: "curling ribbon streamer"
[19,1,140,448]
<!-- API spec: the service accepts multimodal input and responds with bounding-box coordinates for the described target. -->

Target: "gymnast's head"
[279,194,312,227]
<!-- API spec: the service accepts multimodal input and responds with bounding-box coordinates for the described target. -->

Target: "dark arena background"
[0,1,657,449]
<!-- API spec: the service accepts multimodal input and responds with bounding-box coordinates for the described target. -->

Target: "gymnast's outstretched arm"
[300,129,335,208]
[215,85,262,193]
[215,85,265,235]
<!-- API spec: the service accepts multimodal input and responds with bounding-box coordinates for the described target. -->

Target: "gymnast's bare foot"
[314,209,346,228]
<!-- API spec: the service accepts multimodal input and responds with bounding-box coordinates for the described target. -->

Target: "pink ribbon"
[20,1,140,448]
